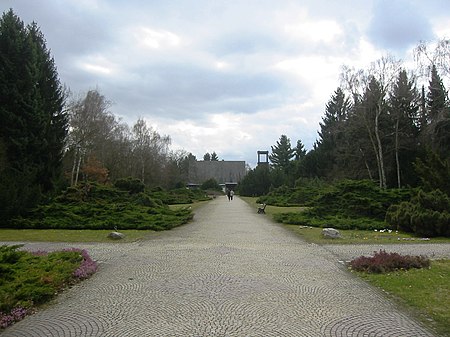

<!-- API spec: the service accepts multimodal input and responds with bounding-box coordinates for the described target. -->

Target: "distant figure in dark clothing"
[227,189,231,201]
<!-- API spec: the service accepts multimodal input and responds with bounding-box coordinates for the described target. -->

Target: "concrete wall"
[189,161,246,184]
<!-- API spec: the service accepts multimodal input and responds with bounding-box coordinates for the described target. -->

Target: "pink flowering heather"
[68,248,98,280]
[31,250,48,256]
[0,307,28,329]
[350,249,430,273]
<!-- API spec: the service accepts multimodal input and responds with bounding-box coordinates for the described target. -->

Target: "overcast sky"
[2,0,449,167]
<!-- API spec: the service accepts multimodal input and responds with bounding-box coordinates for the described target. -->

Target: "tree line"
[240,44,450,196]
[1,9,449,222]
[0,10,193,222]
[65,89,191,188]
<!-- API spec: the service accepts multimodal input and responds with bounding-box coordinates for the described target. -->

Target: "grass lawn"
[357,260,450,337]
[285,225,450,245]
[0,201,210,243]
[0,229,152,243]
[168,200,210,211]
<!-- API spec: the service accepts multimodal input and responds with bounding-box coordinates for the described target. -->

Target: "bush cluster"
[257,178,329,206]
[386,189,450,237]
[310,180,412,220]
[273,213,385,230]
[6,183,194,230]
[151,187,210,205]
[350,250,430,273]
[0,245,97,329]
[114,177,145,194]
[273,180,411,231]
[200,178,222,191]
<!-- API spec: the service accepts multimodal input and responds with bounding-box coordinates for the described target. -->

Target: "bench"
[257,203,266,214]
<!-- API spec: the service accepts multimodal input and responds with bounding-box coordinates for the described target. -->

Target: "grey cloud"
[104,62,289,119]
[209,32,282,56]
[367,0,434,51]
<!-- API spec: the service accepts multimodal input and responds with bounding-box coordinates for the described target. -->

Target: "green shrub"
[8,183,194,231]
[309,180,411,221]
[273,212,385,230]
[114,177,145,194]
[201,178,221,191]
[0,246,97,329]
[257,178,330,206]
[133,193,158,207]
[269,180,412,231]
[386,189,450,237]
[151,188,209,205]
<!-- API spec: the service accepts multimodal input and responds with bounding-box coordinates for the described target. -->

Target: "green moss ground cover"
[0,245,97,329]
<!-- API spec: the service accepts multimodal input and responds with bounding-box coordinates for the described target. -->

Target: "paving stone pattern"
[2,196,444,337]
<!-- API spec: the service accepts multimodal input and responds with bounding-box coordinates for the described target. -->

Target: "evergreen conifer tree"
[0,10,67,221]
[269,135,295,171]
[211,152,219,161]
[427,65,447,123]
[389,70,420,187]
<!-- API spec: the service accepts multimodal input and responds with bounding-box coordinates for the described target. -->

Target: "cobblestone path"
[2,196,442,336]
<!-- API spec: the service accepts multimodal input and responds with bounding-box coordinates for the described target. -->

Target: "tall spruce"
[316,87,351,177]
[0,10,67,221]
[425,65,450,156]
[389,70,420,187]
[269,135,295,172]
[427,65,447,123]
[293,140,307,161]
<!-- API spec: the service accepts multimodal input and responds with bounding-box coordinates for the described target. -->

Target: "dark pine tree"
[269,135,295,172]
[425,65,450,157]
[0,10,67,222]
[211,152,219,161]
[293,140,307,161]
[427,65,447,123]
[203,152,211,161]
[315,87,351,177]
[27,22,68,192]
[388,69,420,187]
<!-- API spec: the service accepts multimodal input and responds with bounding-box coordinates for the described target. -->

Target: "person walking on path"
[2,195,438,336]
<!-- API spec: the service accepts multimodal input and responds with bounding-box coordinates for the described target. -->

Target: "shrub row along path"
[2,196,448,337]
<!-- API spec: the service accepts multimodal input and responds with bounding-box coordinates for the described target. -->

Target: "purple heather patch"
[63,248,98,279]
[0,307,28,328]
[0,248,97,329]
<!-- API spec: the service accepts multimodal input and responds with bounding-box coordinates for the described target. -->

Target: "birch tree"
[67,90,112,185]
[340,55,402,189]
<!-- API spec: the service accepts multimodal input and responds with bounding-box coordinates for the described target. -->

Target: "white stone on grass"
[108,231,125,240]
[322,228,342,239]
